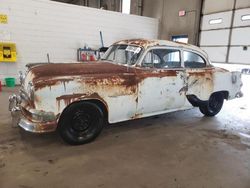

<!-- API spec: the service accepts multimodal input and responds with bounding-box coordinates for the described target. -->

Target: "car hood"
[29,61,132,78]
[24,61,137,90]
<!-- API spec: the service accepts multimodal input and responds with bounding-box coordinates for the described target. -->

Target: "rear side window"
[183,51,206,68]
[142,49,181,69]
[162,50,181,68]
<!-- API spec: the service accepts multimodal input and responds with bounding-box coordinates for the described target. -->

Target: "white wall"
[0,0,159,84]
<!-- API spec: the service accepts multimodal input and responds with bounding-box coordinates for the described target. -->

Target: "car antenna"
[47,53,50,63]
[100,31,104,48]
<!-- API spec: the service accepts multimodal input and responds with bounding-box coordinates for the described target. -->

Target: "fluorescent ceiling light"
[209,18,222,25]
[241,14,250,21]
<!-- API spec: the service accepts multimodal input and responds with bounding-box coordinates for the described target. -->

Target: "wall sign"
[0,42,17,62]
[0,14,8,24]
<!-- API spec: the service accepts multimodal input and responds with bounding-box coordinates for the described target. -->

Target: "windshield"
[102,44,142,65]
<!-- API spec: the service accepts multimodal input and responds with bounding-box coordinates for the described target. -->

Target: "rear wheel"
[58,102,104,145]
[199,92,224,116]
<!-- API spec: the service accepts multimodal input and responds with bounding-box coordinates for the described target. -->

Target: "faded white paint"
[16,39,243,132]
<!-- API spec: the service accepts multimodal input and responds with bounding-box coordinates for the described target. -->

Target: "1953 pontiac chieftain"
[9,39,243,145]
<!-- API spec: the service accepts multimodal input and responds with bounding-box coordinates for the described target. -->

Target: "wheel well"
[58,99,109,127]
[186,95,205,107]
[186,90,229,107]
[220,91,229,100]
[211,91,229,100]
[87,99,108,121]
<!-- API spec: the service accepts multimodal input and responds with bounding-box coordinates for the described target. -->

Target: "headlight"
[27,81,34,101]
[18,71,25,85]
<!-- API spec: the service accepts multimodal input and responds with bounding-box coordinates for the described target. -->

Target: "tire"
[199,92,224,116]
[58,102,104,145]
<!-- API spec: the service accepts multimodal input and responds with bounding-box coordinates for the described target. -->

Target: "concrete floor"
[0,76,249,188]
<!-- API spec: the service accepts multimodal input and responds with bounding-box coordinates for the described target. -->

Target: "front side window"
[142,48,181,69]
[103,44,142,65]
[183,51,206,68]
[142,50,161,68]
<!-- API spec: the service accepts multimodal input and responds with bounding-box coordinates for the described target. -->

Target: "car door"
[135,47,186,115]
[183,50,214,101]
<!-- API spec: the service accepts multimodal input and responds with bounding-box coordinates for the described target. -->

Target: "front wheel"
[199,92,224,116]
[58,102,104,145]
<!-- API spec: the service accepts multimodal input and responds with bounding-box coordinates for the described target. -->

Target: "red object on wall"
[179,10,186,17]
[81,53,87,61]
[90,54,95,61]
[0,81,2,92]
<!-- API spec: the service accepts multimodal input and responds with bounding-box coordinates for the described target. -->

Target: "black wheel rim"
[69,108,99,140]
[72,111,91,132]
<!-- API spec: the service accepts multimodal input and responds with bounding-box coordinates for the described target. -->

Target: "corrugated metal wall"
[199,0,250,65]
[0,0,158,83]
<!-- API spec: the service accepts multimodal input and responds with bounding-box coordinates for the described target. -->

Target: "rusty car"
[9,39,243,145]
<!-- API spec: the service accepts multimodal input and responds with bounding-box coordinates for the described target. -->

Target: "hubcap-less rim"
[72,111,91,132]
[69,109,98,139]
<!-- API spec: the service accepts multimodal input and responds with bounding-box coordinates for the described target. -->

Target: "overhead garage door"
[199,0,250,65]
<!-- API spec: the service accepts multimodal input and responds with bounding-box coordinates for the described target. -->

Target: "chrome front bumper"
[9,94,21,128]
[9,93,57,133]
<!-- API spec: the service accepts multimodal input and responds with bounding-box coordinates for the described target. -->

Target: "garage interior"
[0,0,250,187]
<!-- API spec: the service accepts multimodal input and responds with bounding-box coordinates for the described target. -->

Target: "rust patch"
[34,78,74,91]
[188,72,206,77]
[130,113,143,120]
[20,107,57,132]
[31,62,140,91]
[136,69,177,81]
[80,74,138,96]
[28,101,35,109]
[31,60,181,91]
[114,38,159,48]
[187,68,214,77]
[56,93,86,106]
[83,75,138,88]
[186,68,214,95]
[56,92,108,110]
[36,121,57,132]
[113,38,206,52]
[31,62,131,79]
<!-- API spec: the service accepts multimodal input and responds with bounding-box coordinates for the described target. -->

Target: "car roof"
[114,39,208,58]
